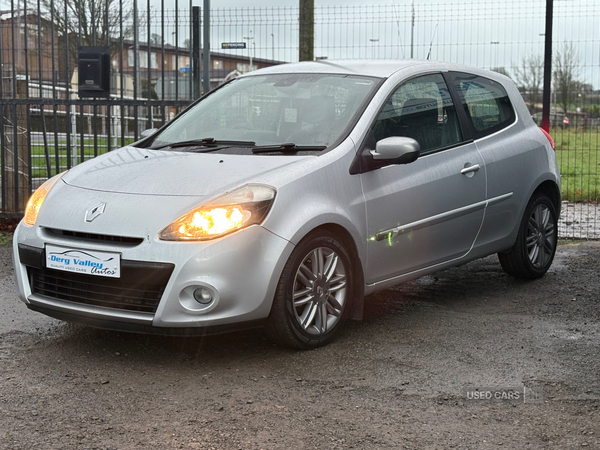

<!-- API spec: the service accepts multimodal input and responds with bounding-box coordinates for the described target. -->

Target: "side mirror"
[140,128,158,139]
[370,137,420,164]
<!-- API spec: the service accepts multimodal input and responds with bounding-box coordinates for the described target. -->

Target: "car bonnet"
[61,146,309,196]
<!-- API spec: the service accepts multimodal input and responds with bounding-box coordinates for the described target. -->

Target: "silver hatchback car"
[14,60,560,348]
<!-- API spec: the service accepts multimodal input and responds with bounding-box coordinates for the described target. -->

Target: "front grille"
[28,264,174,313]
[43,228,144,246]
[22,246,174,314]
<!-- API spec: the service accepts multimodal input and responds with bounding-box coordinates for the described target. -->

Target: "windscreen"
[147,73,379,151]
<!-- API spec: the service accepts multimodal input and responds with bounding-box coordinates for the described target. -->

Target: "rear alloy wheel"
[498,193,558,279]
[266,231,354,349]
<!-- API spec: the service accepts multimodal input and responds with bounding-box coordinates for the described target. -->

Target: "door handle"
[461,164,480,175]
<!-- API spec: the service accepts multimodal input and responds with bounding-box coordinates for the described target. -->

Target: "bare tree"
[491,67,511,78]
[40,0,136,62]
[514,53,543,112]
[151,33,163,45]
[553,42,581,115]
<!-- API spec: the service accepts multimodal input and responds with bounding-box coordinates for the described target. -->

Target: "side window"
[371,73,463,154]
[450,72,516,138]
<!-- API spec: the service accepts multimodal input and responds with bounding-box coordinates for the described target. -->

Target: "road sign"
[222,42,246,50]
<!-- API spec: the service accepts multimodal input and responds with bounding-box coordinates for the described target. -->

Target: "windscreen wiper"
[154,137,256,150]
[251,143,327,154]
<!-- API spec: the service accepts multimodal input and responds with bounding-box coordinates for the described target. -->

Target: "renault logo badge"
[85,202,106,222]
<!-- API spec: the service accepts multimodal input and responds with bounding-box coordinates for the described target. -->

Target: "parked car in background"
[13,60,560,349]
[532,112,570,129]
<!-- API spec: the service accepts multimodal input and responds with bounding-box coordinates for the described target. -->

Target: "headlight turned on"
[23,172,66,226]
[159,184,276,241]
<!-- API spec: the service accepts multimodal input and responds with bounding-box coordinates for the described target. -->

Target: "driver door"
[360,73,487,283]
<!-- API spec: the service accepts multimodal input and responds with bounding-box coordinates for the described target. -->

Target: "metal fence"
[1,0,599,238]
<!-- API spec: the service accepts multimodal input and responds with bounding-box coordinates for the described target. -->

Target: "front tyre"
[266,231,354,349]
[498,193,558,279]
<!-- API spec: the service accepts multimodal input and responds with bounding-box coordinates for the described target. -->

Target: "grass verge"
[553,128,600,202]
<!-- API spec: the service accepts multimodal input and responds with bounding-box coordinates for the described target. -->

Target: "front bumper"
[13,221,294,333]
[26,301,268,336]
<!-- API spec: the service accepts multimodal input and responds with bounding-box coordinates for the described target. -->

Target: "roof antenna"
[426,23,439,60]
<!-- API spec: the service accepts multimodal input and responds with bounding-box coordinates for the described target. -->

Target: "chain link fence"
[1,0,599,237]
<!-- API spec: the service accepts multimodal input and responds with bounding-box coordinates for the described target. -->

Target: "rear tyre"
[266,231,354,349]
[498,193,558,279]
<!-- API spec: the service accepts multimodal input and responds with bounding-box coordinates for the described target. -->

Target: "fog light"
[193,287,214,305]
[180,284,219,312]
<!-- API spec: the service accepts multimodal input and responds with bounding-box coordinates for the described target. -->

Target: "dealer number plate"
[45,244,121,278]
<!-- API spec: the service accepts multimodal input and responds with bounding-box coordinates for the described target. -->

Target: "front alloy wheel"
[266,231,354,349]
[292,246,347,335]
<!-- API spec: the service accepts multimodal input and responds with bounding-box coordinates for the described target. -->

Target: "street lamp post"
[271,33,275,61]
[243,30,254,72]
[369,39,379,59]
[491,41,500,69]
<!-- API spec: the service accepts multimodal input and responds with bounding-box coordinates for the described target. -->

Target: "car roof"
[240,59,509,81]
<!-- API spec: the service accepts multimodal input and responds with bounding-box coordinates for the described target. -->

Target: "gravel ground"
[559,202,600,239]
[1,240,599,449]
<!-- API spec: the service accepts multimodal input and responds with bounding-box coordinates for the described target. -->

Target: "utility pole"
[299,0,314,61]
[410,1,415,59]
[133,0,141,137]
[203,0,210,94]
[133,0,140,98]
[17,0,22,68]
[192,6,201,99]
[541,0,554,132]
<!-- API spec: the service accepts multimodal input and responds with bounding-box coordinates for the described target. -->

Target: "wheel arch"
[498,182,560,279]
[531,179,562,216]
[264,221,366,348]
[268,221,366,322]
[304,223,365,320]
[505,176,561,248]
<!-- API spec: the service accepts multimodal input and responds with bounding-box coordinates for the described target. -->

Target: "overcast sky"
[190,0,599,88]
[1,0,597,88]
[204,0,394,6]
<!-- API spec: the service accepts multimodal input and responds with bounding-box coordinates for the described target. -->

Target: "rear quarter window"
[450,72,516,139]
